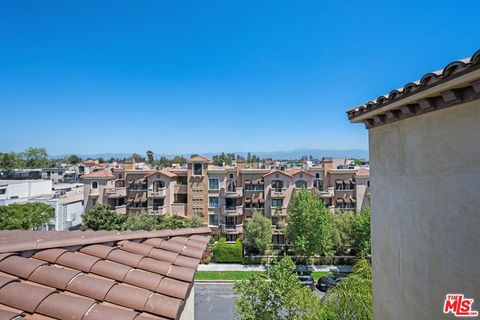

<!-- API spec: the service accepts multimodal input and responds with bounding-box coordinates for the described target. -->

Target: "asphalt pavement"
[194,282,235,320]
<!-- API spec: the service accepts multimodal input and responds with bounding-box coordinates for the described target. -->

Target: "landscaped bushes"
[212,237,243,263]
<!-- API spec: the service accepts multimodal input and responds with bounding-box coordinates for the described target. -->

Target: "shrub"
[212,237,243,263]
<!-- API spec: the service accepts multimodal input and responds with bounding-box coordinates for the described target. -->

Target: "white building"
[0,180,84,231]
[0,180,53,204]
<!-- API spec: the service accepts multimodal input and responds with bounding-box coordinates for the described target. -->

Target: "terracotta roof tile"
[0,227,209,320]
[83,304,139,320]
[35,293,95,320]
[66,275,116,301]
[83,170,115,179]
[0,309,21,320]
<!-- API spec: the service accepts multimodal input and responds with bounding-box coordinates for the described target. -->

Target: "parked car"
[294,265,313,275]
[316,273,349,292]
[298,275,315,289]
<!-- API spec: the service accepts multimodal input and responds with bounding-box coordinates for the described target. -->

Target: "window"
[153,180,165,191]
[272,199,283,207]
[229,173,234,179]
[91,181,98,189]
[315,173,320,179]
[0,189,5,195]
[208,178,219,190]
[295,180,308,188]
[272,180,284,191]
[226,216,237,226]
[153,198,165,209]
[314,179,323,190]
[226,234,239,242]
[193,163,203,176]
[209,196,219,208]
[118,174,123,179]
[367,180,370,188]
[209,213,219,226]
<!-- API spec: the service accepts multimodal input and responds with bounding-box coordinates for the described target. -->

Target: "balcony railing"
[148,205,166,215]
[271,207,288,217]
[105,187,126,198]
[271,187,287,198]
[171,203,187,216]
[148,188,167,198]
[88,189,99,197]
[221,205,243,216]
[316,187,335,198]
[221,224,244,234]
[222,187,243,198]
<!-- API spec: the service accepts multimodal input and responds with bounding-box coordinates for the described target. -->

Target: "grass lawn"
[194,271,265,281]
[194,271,332,281]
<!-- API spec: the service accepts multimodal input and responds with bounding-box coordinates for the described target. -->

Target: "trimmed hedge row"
[212,237,243,263]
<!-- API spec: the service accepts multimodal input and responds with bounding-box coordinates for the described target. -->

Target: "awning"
[244,180,251,184]
[134,178,145,184]
[252,179,263,184]
[258,198,265,204]
[350,197,357,204]
[336,198,344,204]
[343,179,350,185]
[245,198,252,204]
[335,179,343,185]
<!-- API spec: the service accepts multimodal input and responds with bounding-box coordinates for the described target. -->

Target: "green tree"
[287,188,332,258]
[351,206,371,255]
[23,147,50,168]
[157,215,189,230]
[319,259,373,320]
[81,204,126,231]
[187,213,204,228]
[0,203,55,230]
[67,154,82,164]
[234,256,319,320]
[330,211,355,255]
[0,152,22,169]
[245,210,272,254]
[122,210,158,231]
[146,150,154,164]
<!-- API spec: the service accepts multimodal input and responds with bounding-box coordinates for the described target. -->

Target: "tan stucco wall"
[179,286,194,320]
[369,100,480,320]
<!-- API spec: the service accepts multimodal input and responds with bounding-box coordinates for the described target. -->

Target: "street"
[195,283,235,320]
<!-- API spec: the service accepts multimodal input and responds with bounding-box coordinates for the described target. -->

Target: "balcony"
[221,205,243,216]
[174,184,187,194]
[115,204,127,214]
[171,203,187,216]
[222,187,243,198]
[315,187,335,198]
[271,207,288,217]
[271,187,287,198]
[105,187,126,199]
[221,224,244,234]
[245,207,264,218]
[148,188,167,198]
[148,205,166,215]
[88,189,99,198]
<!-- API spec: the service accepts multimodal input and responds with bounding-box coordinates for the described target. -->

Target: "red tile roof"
[188,155,210,162]
[145,170,177,179]
[83,170,115,179]
[0,227,210,320]
[356,168,370,177]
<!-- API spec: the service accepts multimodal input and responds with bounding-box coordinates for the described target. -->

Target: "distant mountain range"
[52,148,369,160]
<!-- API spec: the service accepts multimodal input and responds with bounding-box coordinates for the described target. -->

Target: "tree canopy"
[245,210,272,254]
[0,203,55,230]
[81,204,205,231]
[287,188,332,257]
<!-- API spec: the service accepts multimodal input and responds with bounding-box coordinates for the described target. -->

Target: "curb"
[194,280,236,284]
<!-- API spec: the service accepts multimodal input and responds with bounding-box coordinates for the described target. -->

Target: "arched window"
[153,180,165,192]
[315,173,320,179]
[295,180,308,188]
[229,173,234,179]
[193,163,203,176]
[92,181,98,189]
[115,180,125,188]
[272,180,284,192]
[118,174,123,179]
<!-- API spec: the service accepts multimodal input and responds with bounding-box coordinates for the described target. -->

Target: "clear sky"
[0,1,478,155]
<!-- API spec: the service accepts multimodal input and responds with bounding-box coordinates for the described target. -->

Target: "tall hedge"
[212,237,243,263]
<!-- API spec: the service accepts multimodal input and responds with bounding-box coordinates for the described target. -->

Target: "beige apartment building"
[347,50,480,319]
[83,157,370,243]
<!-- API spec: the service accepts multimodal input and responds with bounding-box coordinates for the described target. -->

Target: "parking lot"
[195,283,235,320]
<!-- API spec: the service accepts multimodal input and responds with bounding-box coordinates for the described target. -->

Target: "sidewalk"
[198,263,353,272]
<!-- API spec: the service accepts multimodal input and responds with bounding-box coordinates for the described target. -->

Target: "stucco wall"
[369,100,480,319]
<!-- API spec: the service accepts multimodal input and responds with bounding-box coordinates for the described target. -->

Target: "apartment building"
[84,156,370,244]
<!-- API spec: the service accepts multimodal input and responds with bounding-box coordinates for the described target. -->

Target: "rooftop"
[347,49,480,127]
[0,227,210,320]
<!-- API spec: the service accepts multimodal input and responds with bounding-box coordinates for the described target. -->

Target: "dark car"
[298,275,315,289]
[294,265,313,275]
[315,273,349,292]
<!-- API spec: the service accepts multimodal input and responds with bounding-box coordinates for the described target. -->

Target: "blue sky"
[0,1,478,155]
